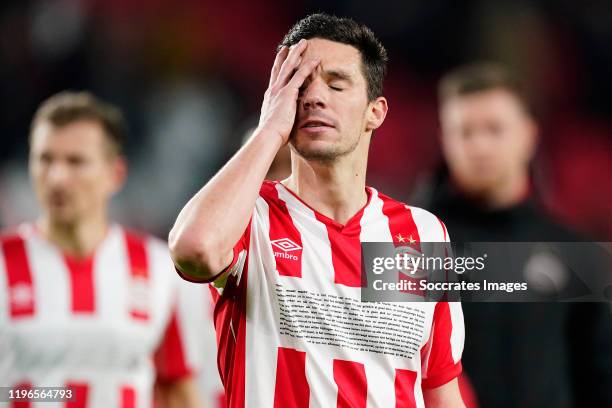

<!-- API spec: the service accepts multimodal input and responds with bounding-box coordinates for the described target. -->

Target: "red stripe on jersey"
[2,235,36,319]
[120,386,136,408]
[65,382,88,408]
[261,182,303,278]
[380,195,425,296]
[436,217,447,241]
[209,285,220,304]
[273,347,309,408]
[333,359,367,408]
[154,307,191,383]
[212,222,252,408]
[421,302,462,389]
[437,218,451,299]
[64,255,95,313]
[379,194,421,247]
[11,382,32,408]
[394,369,417,408]
[397,270,425,298]
[316,212,364,288]
[205,286,216,319]
[124,231,150,321]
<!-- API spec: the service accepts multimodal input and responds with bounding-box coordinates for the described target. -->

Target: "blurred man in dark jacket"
[427,62,612,407]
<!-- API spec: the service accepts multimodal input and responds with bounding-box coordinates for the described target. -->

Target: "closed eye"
[329,85,343,91]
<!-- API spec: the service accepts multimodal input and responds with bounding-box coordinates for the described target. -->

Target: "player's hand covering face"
[259,39,320,146]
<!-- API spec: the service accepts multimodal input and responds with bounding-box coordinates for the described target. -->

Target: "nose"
[300,78,327,110]
[463,132,497,162]
[46,161,70,186]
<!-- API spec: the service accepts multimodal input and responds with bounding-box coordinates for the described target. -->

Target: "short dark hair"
[439,62,532,114]
[31,91,127,155]
[279,13,388,101]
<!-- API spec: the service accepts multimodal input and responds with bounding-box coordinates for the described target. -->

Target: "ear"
[365,96,388,132]
[110,156,128,195]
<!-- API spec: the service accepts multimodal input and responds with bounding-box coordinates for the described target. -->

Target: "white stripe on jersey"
[413,370,426,408]
[275,184,336,292]
[305,352,336,408]
[95,226,127,322]
[360,188,394,242]
[449,302,464,363]
[363,356,397,408]
[408,206,445,242]
[244,196,276,408]
[25,229,71,323]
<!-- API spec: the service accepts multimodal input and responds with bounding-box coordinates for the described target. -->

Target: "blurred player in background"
[170,13,465,407]
[0,92,207,407]
[428,62,612,407]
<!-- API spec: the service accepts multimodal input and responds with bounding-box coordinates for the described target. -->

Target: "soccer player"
[430,62,612,406]
[170,13,465,407]
[0,92,205,407]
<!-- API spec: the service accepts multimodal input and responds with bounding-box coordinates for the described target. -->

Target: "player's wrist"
[253,123,288,150]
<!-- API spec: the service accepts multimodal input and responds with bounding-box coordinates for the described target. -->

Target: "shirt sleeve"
[153,307,192,383]
[154,276,210,383]
[208,219,252,292]
[174,218,252,286]
[421,301,465,389]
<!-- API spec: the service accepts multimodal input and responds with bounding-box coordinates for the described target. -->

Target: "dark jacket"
[426,178,612,408]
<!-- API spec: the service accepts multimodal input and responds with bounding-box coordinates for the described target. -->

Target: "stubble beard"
[289,127,361,164]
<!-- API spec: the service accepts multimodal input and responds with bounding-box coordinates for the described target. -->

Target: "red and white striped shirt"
[0,223,209,408]
[180,181,464,408]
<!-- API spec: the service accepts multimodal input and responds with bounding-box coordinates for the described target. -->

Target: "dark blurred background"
[1,0,611,239]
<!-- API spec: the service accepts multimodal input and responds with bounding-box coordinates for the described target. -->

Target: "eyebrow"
[324,69,354,83]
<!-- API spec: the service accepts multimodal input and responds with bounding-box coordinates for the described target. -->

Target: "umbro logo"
[271,238,301,261]
[271,238,302,252]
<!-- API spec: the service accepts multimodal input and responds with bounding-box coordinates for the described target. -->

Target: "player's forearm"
[154,378,201,408]
[423,378,465,408]
[169,127,283,280]
[170,41,316,281]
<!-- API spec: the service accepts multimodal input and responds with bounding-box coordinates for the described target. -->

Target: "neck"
[283,143,369,225]
[461,172,530,210]
[37,213,109,258]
